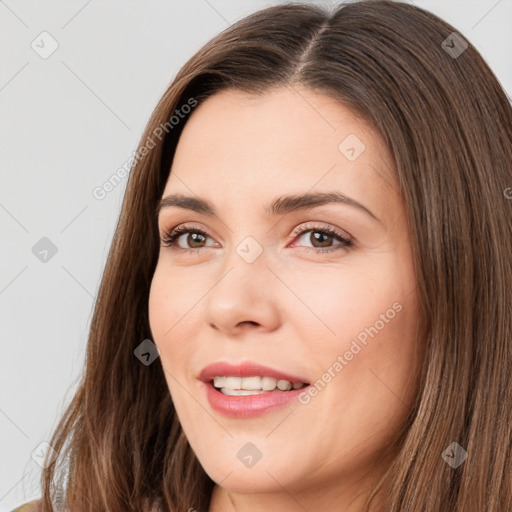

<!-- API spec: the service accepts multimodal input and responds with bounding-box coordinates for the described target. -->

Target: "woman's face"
[149,86,422,510]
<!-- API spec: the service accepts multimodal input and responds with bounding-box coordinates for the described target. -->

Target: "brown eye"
[309,231,334,248]
[290,224,353,254]
[161,226,216,251]
[184,232,207,248]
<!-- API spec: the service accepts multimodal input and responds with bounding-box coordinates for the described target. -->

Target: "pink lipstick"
[199,361,310,418]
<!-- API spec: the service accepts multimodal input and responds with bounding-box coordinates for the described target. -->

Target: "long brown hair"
[39,1,512,511]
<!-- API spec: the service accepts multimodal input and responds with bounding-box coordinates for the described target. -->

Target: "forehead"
[163,87,400,222]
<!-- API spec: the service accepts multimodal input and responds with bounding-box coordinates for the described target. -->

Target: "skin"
[148,85,423,512]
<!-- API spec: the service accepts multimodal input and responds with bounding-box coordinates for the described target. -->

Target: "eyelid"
[289,221,352,243]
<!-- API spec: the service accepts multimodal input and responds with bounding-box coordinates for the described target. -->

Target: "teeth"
[212,375,305,393]
[277,380,292,391]
[262,376,277,391]
[220,388,267,396]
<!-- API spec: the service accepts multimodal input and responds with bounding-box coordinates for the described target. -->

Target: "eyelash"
[160,222,353,254]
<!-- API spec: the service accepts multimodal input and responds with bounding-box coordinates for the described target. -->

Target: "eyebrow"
[156,191,382,225]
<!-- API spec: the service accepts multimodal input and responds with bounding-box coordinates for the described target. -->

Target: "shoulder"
[10,499,42,512]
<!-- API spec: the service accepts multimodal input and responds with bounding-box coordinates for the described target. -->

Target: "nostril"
[238,321,259,327]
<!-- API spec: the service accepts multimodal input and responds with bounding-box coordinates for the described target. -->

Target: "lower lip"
[202,381,310,418]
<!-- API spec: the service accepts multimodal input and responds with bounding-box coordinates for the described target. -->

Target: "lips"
[198,361,312,418]
[199,361,310,385]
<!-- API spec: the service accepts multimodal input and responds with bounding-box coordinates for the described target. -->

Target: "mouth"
[203,380,311,418]
[199,361,311,418]
[199,360,310,385]
[211,375,309,395]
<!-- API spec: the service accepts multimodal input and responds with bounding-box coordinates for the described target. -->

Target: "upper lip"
[199,361,310,384]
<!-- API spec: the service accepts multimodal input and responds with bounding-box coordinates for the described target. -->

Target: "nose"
[202,247,282,336]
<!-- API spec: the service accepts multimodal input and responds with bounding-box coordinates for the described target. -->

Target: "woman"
[13,0,512,511]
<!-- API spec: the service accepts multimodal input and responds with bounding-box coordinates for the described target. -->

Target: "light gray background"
[1,1,511,509]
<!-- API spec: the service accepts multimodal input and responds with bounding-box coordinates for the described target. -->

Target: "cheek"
[282,257,412,348]
[148,269,169,342]
[148,262,195,339]
[294,257,420,417]
[148,262,212,381]
[148,267,191,369]
[148,268,214,436]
